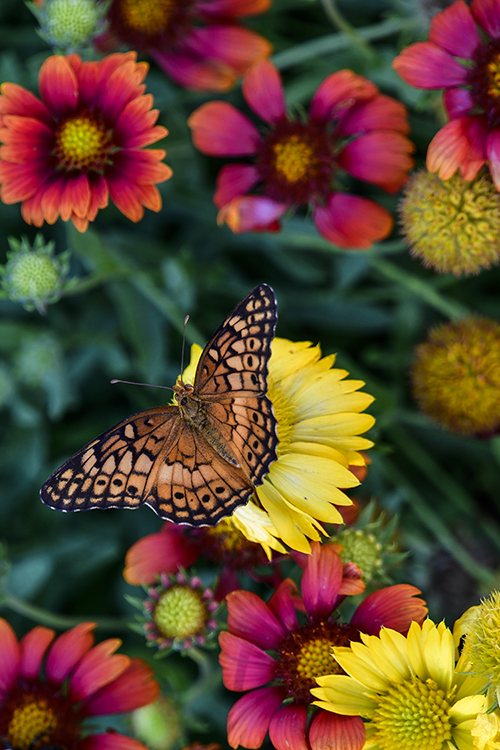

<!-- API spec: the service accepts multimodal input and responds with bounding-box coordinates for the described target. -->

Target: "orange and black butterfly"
[41,285,278,527]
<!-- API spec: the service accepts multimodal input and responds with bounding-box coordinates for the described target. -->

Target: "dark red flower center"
[108,0,196,48]
[0,681,80,750]
[272,620,360,704]
[256,121,335,206]
[468,39,500,125]
[53,113,113,172]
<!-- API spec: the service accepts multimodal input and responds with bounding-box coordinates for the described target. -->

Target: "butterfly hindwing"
[41,407,182,512]
[144,425,255,526]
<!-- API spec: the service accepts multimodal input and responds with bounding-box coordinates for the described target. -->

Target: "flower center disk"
[54,114,112,172]
[119,0,175,33]
[155,586,207,638]
[371,676,453,750]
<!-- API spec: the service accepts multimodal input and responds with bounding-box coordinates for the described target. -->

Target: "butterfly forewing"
[41,284,279,526]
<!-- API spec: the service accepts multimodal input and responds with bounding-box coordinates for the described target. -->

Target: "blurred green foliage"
[1,0,500,745]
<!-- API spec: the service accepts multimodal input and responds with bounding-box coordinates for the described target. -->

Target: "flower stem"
[2,592,129,632]
[183,646,222,706]
[320,0,374,58]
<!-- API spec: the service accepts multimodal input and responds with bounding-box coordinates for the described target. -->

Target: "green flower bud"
[28,0,108,53]
[131,696,184,750]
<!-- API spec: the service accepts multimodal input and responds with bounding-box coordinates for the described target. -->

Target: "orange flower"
[0,52,172,231]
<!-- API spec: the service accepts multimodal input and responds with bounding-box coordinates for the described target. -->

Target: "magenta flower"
[189,60,414,248]
[392,0,500,188]
[219,542,427,750]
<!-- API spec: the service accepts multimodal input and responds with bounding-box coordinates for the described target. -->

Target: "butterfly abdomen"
[178,391,242,469]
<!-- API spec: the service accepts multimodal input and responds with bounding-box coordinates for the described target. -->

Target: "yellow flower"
[183,337,375,554]
[311,619,488,750]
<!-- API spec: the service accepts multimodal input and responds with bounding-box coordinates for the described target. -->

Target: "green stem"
[2,593,130,632]
[273,16,418,70]
[368,256,470,319]
[182,646,222,705]
[320,0,374,58]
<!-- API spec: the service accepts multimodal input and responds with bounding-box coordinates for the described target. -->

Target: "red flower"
[96,0,272,92]
[219,542,427,750]
[124,520,283,600]
[0,52,172,231]
[188,60,414,248]
[392,0,500,188]
[0,619,159,750]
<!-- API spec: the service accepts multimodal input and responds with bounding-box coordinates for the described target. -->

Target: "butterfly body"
[41,284,278,527]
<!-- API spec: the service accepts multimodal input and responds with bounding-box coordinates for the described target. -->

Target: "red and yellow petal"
[123,524,200,586]
[227,687,285,749]
[153,49,237,93]
[38,55,80,119]
[69,639,129,702]
[392,41,467,89]
[335,95,410,137]
[185,26,271,76]
[313,193,393,249]
[0,82,51,124]
[197,0,271,18]
[300,542,343,620]
[219,631,276,691]
[83,658,159,716]
[429,0,479,58]
[242,59,286,125]
[81,734,150,750]
[308,710,365,750]
[225,590,286,649]
[19,626,55,680]
[350,584,427,636]
[309,69,378,122]
[217,195,287,233]
[214,164,260,208]
[426,116,487,180]
[46,622,96,684]
[189,101,262,156]
[266,578,300,632]
[0,618,20,696]
[269,704,308,750]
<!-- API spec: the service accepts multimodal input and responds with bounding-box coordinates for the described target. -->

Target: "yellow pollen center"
[371,677,453,750]
[487,56,500,99]
[155,586,206,639]
[295,637,338,682]
[56,115,111,171]
[7,698,57,750]
[273,136,315,183]
[121,0,174,32]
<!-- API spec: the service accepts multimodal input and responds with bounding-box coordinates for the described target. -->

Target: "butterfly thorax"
[174,382,241,470]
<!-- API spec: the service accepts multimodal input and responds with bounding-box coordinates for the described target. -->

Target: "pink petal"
[40,176,66,224]
[269,705,308,750]
[471,0,500,38]
[339,131,414,192]
[301,542,343,620]
[114,95,166,148]
[86,172,109,220]
[214,163,260,208]
[309,711,365,750]
[81,734,150,750]
[338,562,365,597]
[124,524,199,586]
[197,0,271,17]
[73,59,99,111]
[219,631,275,690]
[153,49,237,93]
[226,590,286,648]
[429,1,480,58]
[218,195,288,233]
[335,95,409,137]
[0,619,20,696]
[351,585,427,636]
[69,640,129,702]
[392,42,467,88]
[313,192,393,249]
[189,101,262,155]
[20,626,55,679]
[111,148,171,185]
[485,129,500,190]
[309,69,378,121]
[0,160,48,203]
[82,658,159,715]
[184,26,272,75]
[106,174,145,222]
[227,687,285,749]
[96,59,148,124]
[443,87,474,118]
[45,622,95,684]
[38,55,79,119]
[426,116,487,180]
[21,187,45,226]
[266,578,299,632]
[242,60,286,124]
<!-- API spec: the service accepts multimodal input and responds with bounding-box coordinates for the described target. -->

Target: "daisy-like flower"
[188,59,414,248]
[392,0,500,190]
[97,0,272,92]
[312,619,488,750]
[0,52,172,231]
[182,337,375,554]
[0,618,158,750]
[220,542,427,750]
[124,518,283,600]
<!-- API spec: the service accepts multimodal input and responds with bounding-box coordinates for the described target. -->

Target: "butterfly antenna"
[179,314,189,385]
[110,379,174,392]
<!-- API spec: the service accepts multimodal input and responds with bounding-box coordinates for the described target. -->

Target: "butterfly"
[41,284,278,527]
